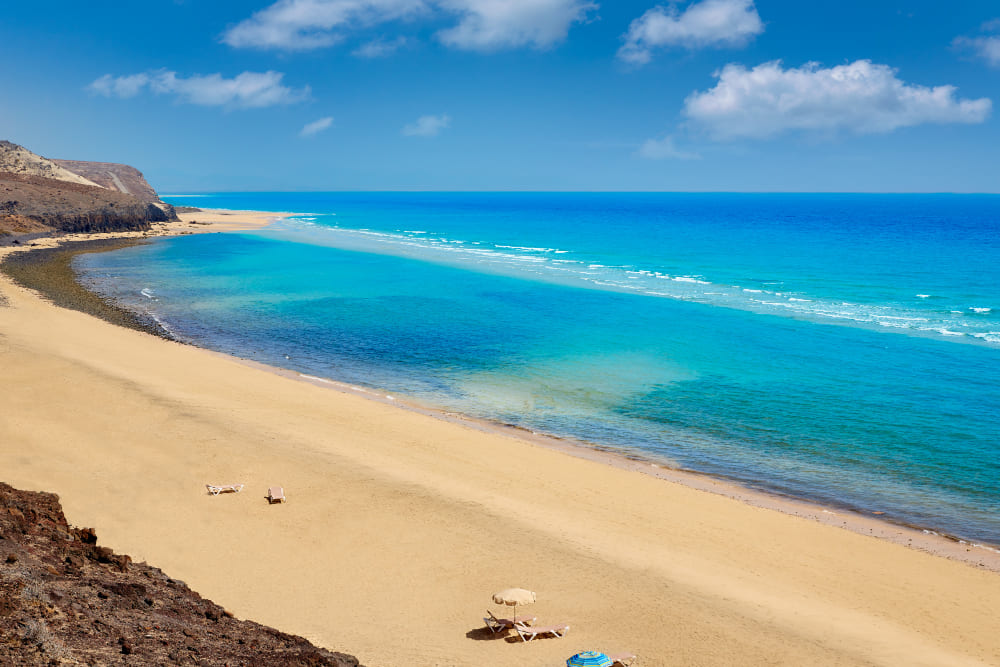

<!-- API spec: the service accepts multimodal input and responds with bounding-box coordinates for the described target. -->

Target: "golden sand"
[1,212,999,666]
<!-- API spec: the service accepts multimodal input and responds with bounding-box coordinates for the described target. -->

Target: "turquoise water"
[77,193,1000,543]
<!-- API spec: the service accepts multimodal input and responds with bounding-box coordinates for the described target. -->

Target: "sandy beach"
[2,212,1000,666]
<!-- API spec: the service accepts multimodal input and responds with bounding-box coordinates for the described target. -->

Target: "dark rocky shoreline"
[0,238,173,340]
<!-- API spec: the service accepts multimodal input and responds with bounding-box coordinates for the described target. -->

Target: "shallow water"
[78,193,1000,543]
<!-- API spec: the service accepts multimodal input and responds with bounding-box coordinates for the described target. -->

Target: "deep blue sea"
[77,193,1000,544]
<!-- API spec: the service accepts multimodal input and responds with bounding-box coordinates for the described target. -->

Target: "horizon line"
[161,189,1000,196]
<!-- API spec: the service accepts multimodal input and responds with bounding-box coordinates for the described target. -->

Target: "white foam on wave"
[972,543,1000,554]
[496,244,562,253]
[140,288,156,300]
[261,217,1000,348]
[916,294,931,299]
[148,312,175,335]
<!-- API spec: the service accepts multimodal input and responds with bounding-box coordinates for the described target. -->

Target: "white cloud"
[88,73,151,98]
[619,0,763,65]
[402,114,450,136]
[683,60,991,140]
[435,0,596,51]
[637,135,700,160]
[954,20,1000,68]
[88,70,310,109]
[301,116,335,136]
[222,0,593,52]
[222,0,429,51]
[352,35,408,57]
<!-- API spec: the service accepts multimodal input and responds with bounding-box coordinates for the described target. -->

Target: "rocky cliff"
[52,159,163,205]
[0,173,170,234]
[0,141,101,189]
[0,482,361,666]
[0,141,178,236]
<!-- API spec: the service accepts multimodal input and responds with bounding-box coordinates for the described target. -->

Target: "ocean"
[76,192,1000,544]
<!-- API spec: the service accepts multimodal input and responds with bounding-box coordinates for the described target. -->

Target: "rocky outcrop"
[51,160,160,203]
[0,141,101,189]
[0,173,171,234]
[0,141,179,227]
[0,482,361,666]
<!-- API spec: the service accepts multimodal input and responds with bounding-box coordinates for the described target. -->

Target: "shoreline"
[3,209,998,571]
[237,359,1000,571]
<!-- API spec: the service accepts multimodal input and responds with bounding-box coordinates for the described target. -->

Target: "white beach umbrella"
[492,587,536,625]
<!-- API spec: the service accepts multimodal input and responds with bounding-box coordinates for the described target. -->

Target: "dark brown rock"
[0,172,171,234]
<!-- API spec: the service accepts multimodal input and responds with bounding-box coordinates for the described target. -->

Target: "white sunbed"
[513,621,570,642]
[206,483,244,495]
[483,610,536,633]
[267,486,286,504]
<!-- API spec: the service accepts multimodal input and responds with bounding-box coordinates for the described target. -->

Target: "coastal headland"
[2,211,1000,666]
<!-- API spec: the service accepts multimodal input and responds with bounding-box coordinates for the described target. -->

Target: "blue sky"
[2,0,998,192]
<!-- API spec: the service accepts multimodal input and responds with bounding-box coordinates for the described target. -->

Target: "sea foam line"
[262,218,1000,348]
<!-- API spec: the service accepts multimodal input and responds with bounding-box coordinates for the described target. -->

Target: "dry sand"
[1,212,999,666]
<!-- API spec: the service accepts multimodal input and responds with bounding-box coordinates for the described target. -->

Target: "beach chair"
[267,486,286,504]
[483,610,536,633]
[206,483,244,495]
[512,621,569,642]
[609,652,638,666]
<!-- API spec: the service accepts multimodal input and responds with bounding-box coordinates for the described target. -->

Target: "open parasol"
[566,652,613,667]
[492,587,536,626]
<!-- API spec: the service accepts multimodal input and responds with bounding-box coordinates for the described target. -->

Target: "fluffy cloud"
[435,0,596,51]
[88,70,311,108]
[954,20,1000,68]
[88,73,151,98]
[222,0,593,52]
[637,135,700,160]
[222,0,428,50]
[683,60,991,139]
[619,0,763,65]
[352,35,408,57]
[402,114,450,136]
[301,116,335,136]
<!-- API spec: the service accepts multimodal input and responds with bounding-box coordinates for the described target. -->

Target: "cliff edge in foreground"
[0,482,361,666]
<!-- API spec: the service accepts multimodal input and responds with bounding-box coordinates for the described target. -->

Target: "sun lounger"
[267,486,286,504]
[512,621,569,642]
[206,483,244,495]
[483,610,536,633]
[609,652,638,666]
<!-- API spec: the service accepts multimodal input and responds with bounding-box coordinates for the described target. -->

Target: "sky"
[1,0,999,192]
